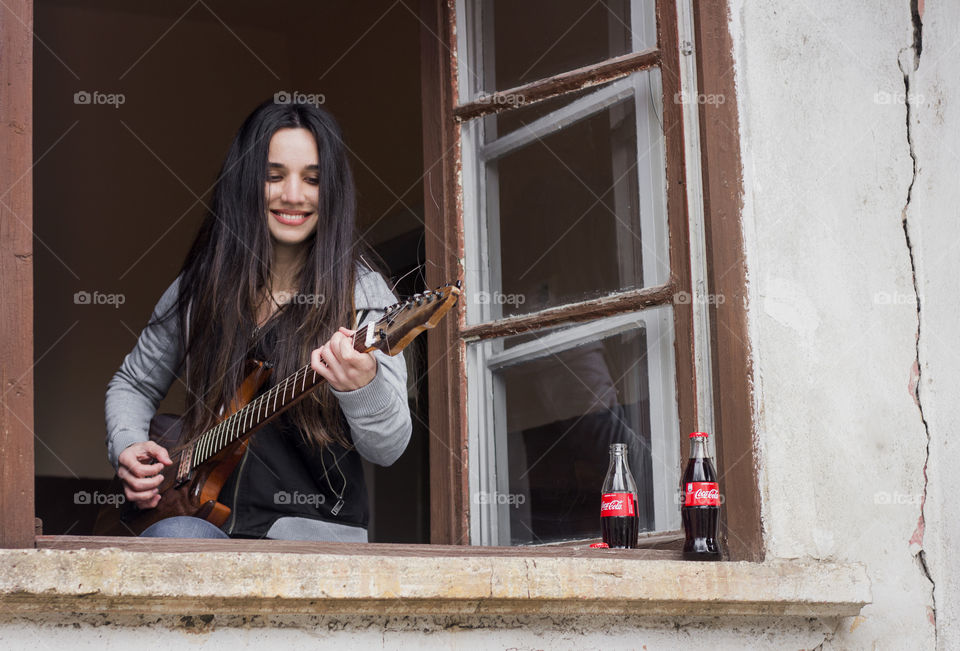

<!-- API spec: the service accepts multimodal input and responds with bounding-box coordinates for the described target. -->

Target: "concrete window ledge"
[0,548,870,617]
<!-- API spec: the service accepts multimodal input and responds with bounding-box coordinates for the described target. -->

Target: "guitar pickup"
[175,449,194,485]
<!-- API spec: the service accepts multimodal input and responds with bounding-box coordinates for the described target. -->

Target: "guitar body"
[93,361,271,537]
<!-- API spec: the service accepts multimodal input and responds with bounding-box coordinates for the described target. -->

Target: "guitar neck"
[185,328,371,468]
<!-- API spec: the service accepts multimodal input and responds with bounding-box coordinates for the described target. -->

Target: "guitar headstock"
[358,281,462,356]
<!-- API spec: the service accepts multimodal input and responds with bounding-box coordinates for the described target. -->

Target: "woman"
[104,99,411,541]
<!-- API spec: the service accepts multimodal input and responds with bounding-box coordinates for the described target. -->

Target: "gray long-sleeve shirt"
[105,268,412,486]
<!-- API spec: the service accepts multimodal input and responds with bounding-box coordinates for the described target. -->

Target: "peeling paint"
[908,359,921,408]
[909,511,925,551]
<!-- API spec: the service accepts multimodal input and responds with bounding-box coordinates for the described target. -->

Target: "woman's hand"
[311,327,378,391]
[117,441,172,509]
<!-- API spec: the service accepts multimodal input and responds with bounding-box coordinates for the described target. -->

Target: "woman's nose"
[281,177,303,204]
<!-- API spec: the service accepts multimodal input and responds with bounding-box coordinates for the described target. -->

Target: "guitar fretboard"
[189,328,370,467]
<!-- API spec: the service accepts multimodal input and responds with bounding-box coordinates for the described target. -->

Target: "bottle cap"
[689,431,710,438]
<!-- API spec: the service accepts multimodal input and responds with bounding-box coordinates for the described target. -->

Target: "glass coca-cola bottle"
[600,443,640,548]
[681,432,722,560]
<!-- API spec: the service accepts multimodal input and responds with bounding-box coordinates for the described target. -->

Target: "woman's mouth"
[270,209,313,226]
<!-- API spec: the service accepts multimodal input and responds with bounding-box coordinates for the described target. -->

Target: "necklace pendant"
[331,499,344,516]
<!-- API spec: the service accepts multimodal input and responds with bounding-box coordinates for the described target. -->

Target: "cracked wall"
[732,0,951,648]
[899,1,938,646]
[898,0,960,648]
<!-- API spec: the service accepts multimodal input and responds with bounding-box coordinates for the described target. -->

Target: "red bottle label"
[601,492,636,517]
[684,482,720,506]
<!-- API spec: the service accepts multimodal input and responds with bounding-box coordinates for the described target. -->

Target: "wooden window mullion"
[656,0,698,446]
[693,0,763,561]
[0,0,36,549]
[461,283,677,341]
[453,47,662,122]
[421,0,470,545]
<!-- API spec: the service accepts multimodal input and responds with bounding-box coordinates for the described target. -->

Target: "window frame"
[419,0,761,559]
[455,0,687,546]
[0,0,761,562]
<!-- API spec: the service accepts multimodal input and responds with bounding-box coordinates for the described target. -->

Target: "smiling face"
[265,127,321,250]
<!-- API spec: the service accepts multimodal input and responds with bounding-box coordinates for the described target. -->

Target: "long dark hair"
[173,99,363,448]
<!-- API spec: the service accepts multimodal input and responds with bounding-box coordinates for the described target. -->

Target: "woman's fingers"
[117,465,165,492]
[125,487,162,510]
[119,441,171,478]
[310,330,377,391]
[141,440,172,466]
[122,480,162,508]
[116,441,171,508]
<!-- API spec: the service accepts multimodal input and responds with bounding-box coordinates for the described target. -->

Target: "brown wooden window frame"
[1,0,761,562]
[419,0,762,560]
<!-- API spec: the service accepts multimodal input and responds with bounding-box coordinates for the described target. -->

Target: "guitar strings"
[191,327,370,466]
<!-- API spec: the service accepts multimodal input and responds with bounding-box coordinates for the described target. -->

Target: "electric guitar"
[93,281,461,536]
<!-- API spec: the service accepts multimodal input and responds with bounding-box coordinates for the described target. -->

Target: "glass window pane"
[458,0,656,100]
[474,318,680,545]
[496,98,639,311]
[462,77,668,323]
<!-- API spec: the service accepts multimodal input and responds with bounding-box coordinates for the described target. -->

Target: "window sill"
[0,537,870,617]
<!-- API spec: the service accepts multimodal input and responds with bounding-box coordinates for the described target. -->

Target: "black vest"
[219,317,368,537]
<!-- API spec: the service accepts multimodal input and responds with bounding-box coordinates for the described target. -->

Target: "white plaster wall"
[0,614,836,650]
[730,0,943,648]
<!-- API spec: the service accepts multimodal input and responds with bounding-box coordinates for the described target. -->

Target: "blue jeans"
[140,516,229,539]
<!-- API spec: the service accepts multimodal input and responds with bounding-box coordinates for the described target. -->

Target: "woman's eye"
[305,177,320,185]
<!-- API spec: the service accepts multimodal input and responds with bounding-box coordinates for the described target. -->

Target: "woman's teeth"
[271,210,311,225]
